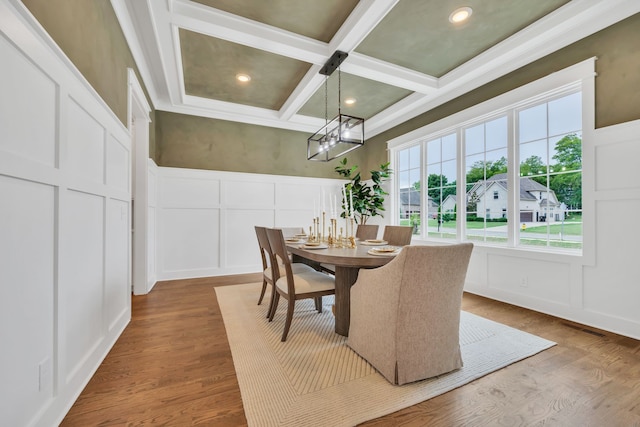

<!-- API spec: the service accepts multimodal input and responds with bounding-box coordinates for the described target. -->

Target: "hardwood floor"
[62,275,640,426]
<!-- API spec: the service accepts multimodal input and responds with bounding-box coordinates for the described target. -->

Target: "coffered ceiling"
[112,0,640,138]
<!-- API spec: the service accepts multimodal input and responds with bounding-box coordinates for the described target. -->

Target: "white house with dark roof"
[466,173,563,222]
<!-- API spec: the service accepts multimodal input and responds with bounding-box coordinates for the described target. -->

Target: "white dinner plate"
[302,244,328,250]
[367,247,400,256]
[361,239,388,246]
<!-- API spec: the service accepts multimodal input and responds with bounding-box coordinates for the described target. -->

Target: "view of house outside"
[397,91,582,251]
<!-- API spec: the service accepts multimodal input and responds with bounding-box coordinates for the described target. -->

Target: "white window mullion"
[507,110,518,247]
[457,127,466,242]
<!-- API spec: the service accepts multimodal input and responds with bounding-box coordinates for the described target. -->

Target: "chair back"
[280,227,304,238]
[396,244,472,381]
[254,226,272,270]
[382,225,413,246]
[355,224,379,240]
[347,242,473,384]
[265,228,295,295]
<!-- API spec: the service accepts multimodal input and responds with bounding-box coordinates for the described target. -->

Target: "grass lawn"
[523,222,582,235]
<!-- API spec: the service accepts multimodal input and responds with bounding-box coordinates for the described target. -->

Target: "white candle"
[342,184,347,217]
[333,194,337,219]
[349,188,354,218]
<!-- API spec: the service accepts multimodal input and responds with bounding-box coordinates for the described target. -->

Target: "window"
[465,116,508,244]
[426,133,457,239]
[518,92,582,250]
[389,59,593,255]
[397,145,421,229]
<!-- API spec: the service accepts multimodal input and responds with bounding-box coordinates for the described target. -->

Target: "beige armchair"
[347,243,473,385]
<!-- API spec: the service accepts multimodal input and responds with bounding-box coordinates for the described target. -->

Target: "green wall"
[22,0,157,160]
[363,13,640,172]
[156,111,367,178]
[21,1,638,180]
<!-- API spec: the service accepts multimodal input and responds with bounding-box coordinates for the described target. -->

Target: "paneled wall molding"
[5,0,129,134]
[0,1,132,425]
[157,166,350,280]
[463,119,640,340]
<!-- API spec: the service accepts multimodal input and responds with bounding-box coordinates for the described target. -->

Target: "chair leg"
[257,279,267,305]
[281,299,295,342]
[266,284,276,318]
[268,293,280,322]
[314,296,323,313]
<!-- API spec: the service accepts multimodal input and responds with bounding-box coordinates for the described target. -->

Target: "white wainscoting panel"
[225,180,274,207]
[106,133,129,192]
[65,98,105,184]
[276,209,312,230]
[487,253,571,304]
[59,190,105,384]
[0,176,55,427]
[225,209,274,268]
[0,34,56,167]
[157,167,347,279]
[105,198,130,332]
[583,199,640,321]
[161,207,220,273]
[0,3,132,425]
[160,175,220,208]
[595,138,640,192]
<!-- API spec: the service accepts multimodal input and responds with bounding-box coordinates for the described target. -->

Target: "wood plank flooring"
[61,275,640,426]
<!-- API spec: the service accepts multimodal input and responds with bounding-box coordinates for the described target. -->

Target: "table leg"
[333,266,360,336]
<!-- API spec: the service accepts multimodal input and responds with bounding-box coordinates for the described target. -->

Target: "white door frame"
[128,69,152,295]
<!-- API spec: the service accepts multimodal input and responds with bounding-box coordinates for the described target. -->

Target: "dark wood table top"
[285,242,395,268]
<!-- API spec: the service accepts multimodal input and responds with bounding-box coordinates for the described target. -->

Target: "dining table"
[285,240,398,336]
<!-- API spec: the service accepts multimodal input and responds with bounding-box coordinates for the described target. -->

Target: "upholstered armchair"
[347,243,473,385]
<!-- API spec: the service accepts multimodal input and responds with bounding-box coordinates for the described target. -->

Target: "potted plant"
[335,158,392,224]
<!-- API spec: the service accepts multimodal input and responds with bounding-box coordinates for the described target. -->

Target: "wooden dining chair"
[255,226,315,318]
[254,226,272,307]
[356,224,379,240]
[266,227,335,341]
[382,225,413,246]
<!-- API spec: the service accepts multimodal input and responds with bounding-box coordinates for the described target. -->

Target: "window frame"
[388,58,595,262]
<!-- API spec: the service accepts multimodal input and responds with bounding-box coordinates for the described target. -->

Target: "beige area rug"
[215,283,555,427]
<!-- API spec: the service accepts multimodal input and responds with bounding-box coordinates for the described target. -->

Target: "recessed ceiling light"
[236,73,251,83]
[345,98,356,105]
[449,7,472,24]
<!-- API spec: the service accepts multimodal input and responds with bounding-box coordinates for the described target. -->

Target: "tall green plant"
[335,158,392,224]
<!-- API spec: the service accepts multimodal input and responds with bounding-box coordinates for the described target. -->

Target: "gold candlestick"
[349,218,356,248]
[322,211,326,242]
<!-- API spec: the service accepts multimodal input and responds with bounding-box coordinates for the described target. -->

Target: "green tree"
[426,174,446,201]
[467,191,480,218]
[550,134,582,208]
[519,155,547,185]
[552,133,582,171]
[466,157,507,183]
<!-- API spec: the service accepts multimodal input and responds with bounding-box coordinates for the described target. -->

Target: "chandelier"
[307,51,365,161]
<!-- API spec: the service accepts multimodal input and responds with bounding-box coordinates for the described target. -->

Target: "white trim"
[388,58,595,261]
[112,0,640,137]
[388,58,596,149]
[129,69,154,295]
